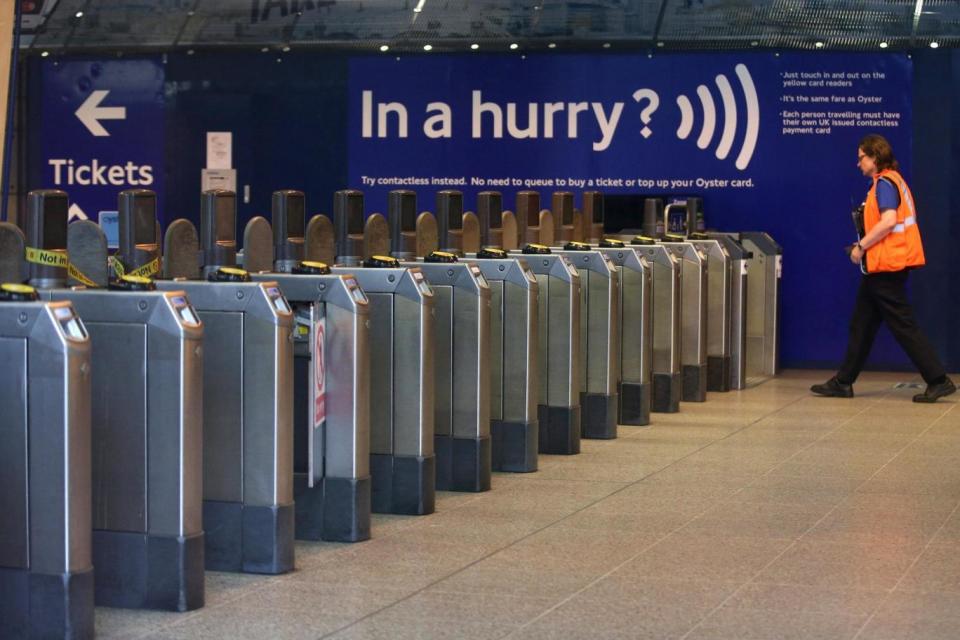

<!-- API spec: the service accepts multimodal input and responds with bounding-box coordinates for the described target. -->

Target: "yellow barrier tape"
[67,263,97,288]
[25,246,68,268]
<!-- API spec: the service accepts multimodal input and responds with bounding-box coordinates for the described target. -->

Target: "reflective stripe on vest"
[892,215,917,233]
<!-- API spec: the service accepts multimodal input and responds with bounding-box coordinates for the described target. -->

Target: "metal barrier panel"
[466,253,539,472]
[739,232,782,379]
[511,249,581,455]
[595,244,652,426]
[688,237,734,392]
[554,246,620,440]
[659,239,708,402]
[706,233,751,390]
[155,280,296,574]
[331,265,436,516]
[0,299,94,639]
[405,259,492,492]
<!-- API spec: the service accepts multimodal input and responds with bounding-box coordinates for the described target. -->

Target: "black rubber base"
[707,355,732,392]
[682,364,708,402]
[581,392,619,439]
[91,530,204,611]
[294,475,372,543]
[537,404,581,455]
[652,372,682,413]
[435,435,492,492]
[0,566,94,639]
[203,501,295,574]
[370,454,436,515]
[619,381,651,426]
[491,419,539,472]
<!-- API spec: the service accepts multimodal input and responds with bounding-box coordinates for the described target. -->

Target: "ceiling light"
[930,41,940,48]
[815,41,824,48]
[187,49,195,55]
[470,43,479,50]
[656,41,664,47]
[548,43,556,49]
[261,46,269,52]
[509,43,519,50]
[750,41,759,47]
[602,43,611,49]
[879,41,889,49]
[380,45,390,52]
[423,44,433,51]
[74,10,83,18]
[413,0,426,12]
[282,46,291,52]
[41,51,49,57]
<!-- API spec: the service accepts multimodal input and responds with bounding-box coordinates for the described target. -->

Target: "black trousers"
[837,270,945,385]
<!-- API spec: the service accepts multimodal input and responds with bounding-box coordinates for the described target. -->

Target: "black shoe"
[811,376,854,398]
[913,377,957,403]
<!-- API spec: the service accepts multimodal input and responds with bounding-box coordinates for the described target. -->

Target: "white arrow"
[68,203,88,222]
[75,90,126,137]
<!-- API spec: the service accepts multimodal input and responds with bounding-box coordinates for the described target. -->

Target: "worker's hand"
[850,244,864,264]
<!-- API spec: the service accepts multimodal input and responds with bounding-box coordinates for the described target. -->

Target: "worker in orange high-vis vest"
[812,134,955,402]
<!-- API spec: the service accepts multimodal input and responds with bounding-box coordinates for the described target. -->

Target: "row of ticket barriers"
[0,187,780,639]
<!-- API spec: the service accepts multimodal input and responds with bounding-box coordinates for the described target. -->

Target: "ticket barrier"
[333,189,436,515]
[0,284,94,639]
[626,236,683,413]
[466,190,539,472]
[685,233,734,392]
[509,244,582,455]
[245,189,373,541]
[737,232,782,379]
[552,241,620,440]
[158,189,296,574]
[705,233,752,390]
[23,189,205,611]
[592,238,653,426]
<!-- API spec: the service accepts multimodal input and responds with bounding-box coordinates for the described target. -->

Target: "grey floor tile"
[142,601,356,640]
[726,582,887,618]
[897,542,960,593]
[577,575,740,613]
[858,590,960,640]
[755,540,924,591]
[680,500,831,539]
[686,603,868,640]
[326,616,516,640]
[428,556,602,599]
[373,590,556,627]
[94,607,190,640]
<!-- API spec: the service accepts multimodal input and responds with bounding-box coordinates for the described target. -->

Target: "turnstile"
[627,236,682,413]
[706,233,751,390]
[333,189,435,515]
[738,232,782,379]
[25,189,206,611]
[553,242,619,440]
[158,189,298,575]
[0,286,94,640]
[245,189,373,541]
[510,244,581,455]
[659,234,708,403]
[593,238,653,426]
[686,233,734,392]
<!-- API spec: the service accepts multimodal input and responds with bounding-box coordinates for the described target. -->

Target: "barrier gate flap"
[303,302,327,488]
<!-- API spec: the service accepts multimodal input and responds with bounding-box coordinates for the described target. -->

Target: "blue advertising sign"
[37,57,165,225]
[348,52,913,369]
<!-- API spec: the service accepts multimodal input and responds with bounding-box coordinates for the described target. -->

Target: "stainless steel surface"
[331,266,434,459]
[595,247,652,388]
[0,301,92,575]
[660,241,708,372]
[403,261,491,441]
[688,238,733,366]
[155,280,295,508]
[706,233,751,390]
[553,249,619,398]
[510,252,580,408]
[464,255,539,427]
[623,242,682,380]
[43,289,204,538]
[739,232,782,378]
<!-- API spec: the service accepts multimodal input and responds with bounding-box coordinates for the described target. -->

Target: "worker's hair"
[859,134,899,172]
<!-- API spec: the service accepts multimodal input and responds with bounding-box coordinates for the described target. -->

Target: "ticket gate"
[515,191,554,247]
[552,192,577,243]
[738,232,782,379]
[466,191,539,472]
[510,244,581,455]
[0,286,94,640]
[23,189,206,611]
[333,190,435,515]
[552,242,619,440]
[593,238,653,426]
[658,234,708,403]
[706,233,751,390]
[157,190,296,574]
[244,189,373,541]
[685,233,734,392]
[627,236,683,413]
[583,191,606,243]
[392,191,491,492]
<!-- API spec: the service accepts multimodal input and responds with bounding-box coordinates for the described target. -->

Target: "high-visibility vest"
[864,169,925,273]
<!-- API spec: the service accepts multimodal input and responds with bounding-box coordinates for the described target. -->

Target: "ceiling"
[17,0,960,53]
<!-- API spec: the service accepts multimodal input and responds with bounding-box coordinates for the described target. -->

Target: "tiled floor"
[99,370,960,640]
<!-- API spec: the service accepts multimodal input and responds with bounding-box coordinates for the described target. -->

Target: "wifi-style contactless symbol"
[675,63,759,170]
